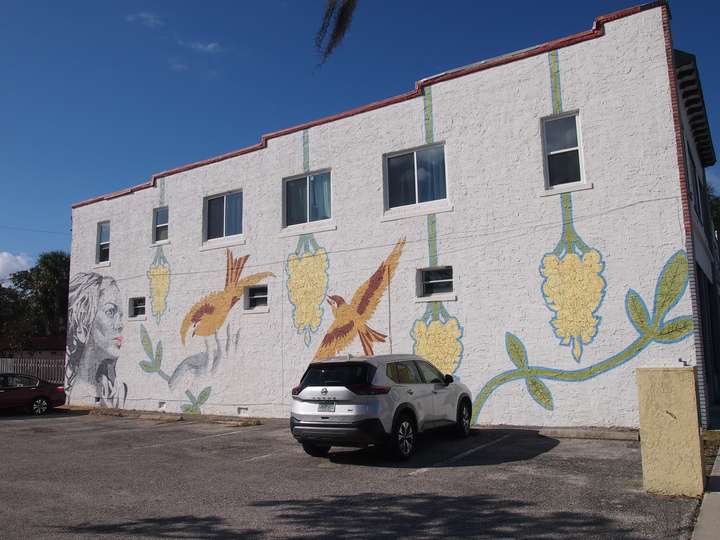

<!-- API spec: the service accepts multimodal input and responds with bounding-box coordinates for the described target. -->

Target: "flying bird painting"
[314,238,406,361]
[180,250,274,344]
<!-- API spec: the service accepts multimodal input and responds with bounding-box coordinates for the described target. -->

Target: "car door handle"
[432,390,438,394]
[407,389,414,395]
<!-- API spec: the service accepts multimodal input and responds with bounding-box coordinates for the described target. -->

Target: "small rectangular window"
[419,266,453,297]
[153,206,169,243]
[129,297,146,318]
[205,191,243,241]
[96,221,110,263]
[284,172,331,226]
[542,113,583,187]
[246,285,268,310]
[386,144,446,209]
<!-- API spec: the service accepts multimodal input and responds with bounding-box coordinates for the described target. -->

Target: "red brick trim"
[660,4,709,425]
[72,1,667,209]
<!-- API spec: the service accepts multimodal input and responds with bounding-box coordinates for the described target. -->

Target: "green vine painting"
[472,250,694,423]
[138,324,212,414]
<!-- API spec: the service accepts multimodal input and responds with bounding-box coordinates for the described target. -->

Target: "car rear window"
[301,362,376,388]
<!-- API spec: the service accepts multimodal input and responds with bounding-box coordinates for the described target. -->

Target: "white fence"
[0,357,65,384]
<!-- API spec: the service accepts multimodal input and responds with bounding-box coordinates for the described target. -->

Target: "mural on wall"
[285,128,330,347]
[66,272,126,407]
[147,178,171,323]
[410,86,465,374]
[314,238,406,360]
[470,50,694,422]
[287,234,330,346]
[541,49,606,363]
[139,249,273,413]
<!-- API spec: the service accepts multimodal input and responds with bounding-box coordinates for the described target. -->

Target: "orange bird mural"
[314,238,406,361]
[180,250,274,344]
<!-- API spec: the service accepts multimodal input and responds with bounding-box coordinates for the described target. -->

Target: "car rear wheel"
[31,397,49,416]
[302,442,330,457]
[455,399,471,438]
[389,413,416,460]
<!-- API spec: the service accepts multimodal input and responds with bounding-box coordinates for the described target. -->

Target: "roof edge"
[72,1,667,210]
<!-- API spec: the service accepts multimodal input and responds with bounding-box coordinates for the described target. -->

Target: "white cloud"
[125,12,164,29]
[178,39,222,53]
[0,252,31,284]
[169,58,189,72]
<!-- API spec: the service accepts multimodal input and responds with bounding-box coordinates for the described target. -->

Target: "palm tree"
[316,0,358,63]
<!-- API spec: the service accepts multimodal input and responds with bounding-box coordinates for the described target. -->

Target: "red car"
[0,374,66,415]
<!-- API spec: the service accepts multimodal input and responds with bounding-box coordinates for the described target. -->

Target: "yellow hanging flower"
[412,317,463,374]
[287,246,329,345]
[147,249,170,322]
[540,249,605,361]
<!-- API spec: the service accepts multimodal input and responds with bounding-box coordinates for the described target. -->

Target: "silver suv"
[290,354,472,459]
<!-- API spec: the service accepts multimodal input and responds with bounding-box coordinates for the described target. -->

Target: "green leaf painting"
[655,317,694,344]
[526,377,554,410]
[626,289,650,335]
[653,251,688,324]
[140,324,154,360]
[506,332,528,369]
[154,340,163,369]
[197,386,212,405]
[139,360,157,373]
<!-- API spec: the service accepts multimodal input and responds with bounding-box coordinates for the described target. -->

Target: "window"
[245,285,268,310]
[386,144,447,209]
[386,361,421,384]
[419,266,453,297]
[96,221,110,263]
[284,172,331,226]
[129,297,146,318]
[416,361,445,383]
[542,113,583,187]
[8,375,36,387]
[300,362,376,388]
[205,191,242,241]
[153,206,169,243]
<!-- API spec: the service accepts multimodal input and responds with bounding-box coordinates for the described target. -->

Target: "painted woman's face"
[91,281,124,359]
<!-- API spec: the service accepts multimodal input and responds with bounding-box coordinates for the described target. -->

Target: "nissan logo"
[321,388,328,395]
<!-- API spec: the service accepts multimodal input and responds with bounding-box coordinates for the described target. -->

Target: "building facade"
[67,2,718,428]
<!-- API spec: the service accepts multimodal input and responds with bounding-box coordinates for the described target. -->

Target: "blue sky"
[0,0,717,280]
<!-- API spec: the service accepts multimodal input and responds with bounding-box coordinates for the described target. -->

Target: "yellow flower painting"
[412,317,463,374]
[541,249,605,361]
[286,235,330,346]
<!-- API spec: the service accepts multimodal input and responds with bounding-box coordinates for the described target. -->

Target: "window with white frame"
[245,285,268,310]
[284,171,331,226]
[542,113,583,188]
[418,266,453,297]
[96,221,110,263]
[129,297,146,318]
[205,191,242,241]
[386,144,446,209]
[153,206,169,243]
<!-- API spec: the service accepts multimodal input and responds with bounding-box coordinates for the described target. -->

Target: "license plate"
[318,402,335,413]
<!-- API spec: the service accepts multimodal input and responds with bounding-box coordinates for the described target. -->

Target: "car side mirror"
[444,374,453,385]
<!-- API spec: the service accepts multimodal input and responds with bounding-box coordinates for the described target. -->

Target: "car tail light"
[55,386,65,393]
[291,385,303,396]
[347,384,391,395]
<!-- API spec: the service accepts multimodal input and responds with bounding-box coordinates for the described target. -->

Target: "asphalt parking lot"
[0,411,698,539]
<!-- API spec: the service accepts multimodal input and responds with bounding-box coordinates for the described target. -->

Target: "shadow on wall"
[62,515,262,539]
[328,429,560,469]
[250,492,635,538]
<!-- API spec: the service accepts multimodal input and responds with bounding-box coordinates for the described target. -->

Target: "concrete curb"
[478,424,639,441]
[692,449,720,539]
[84,407,264,427]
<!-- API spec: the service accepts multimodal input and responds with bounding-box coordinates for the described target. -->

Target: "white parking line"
[130,425,266,450]
[408,433,512,476]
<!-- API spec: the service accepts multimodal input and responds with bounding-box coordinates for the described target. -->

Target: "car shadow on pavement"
[250,492,641,538]
[0,408,90,421]
[327,428,559,469]
[61,515,263,539]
